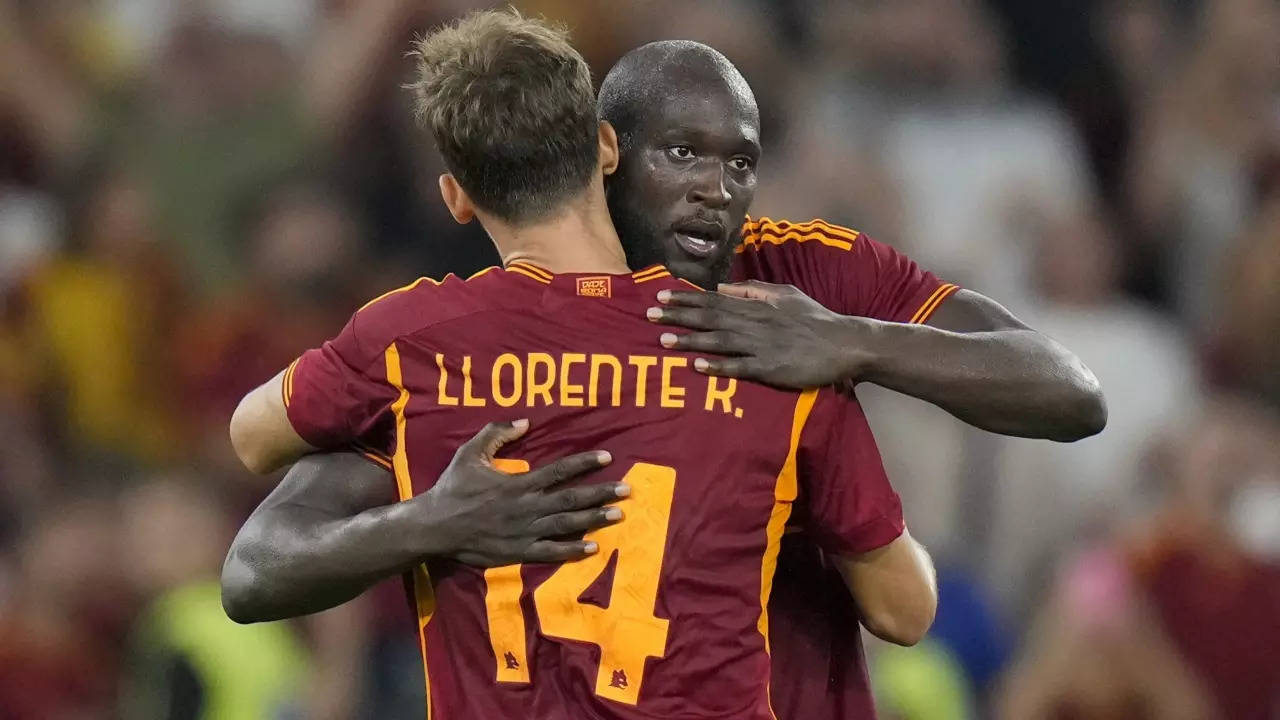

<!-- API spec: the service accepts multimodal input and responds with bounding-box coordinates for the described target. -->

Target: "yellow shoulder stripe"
[358,276,443,313]
[737,216,860,253]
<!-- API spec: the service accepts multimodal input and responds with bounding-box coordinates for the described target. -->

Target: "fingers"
[650,289,766,331]
[534,480,630,515]
[522,450,613,490]
[520,539,602,564]
[656,289,755,311]
[462,419,531,463]
[693,356,762,380]
[649,304,761,332]
[660,330,750,355]
[527,506,623,540]
[716,280,785,301]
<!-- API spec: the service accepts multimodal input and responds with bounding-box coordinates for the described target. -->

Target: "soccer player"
[228,11,933,719]
[598,43,1102,718]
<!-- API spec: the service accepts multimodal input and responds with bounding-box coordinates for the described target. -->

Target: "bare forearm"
[854,320,1105,441]
[222,434,622,623]
[222,500,432,622]
[837,531,938,646]
[657,284,1105,440]
[222,453,426,623]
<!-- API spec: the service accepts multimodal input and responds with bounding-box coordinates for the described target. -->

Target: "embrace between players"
[225,9,1105,720]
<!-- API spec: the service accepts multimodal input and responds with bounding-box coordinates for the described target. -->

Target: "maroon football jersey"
[733,216,956,720]
[284,262,904,720]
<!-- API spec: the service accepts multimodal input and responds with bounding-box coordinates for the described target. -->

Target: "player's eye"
[666,145,695,160]
[728,157,754,172]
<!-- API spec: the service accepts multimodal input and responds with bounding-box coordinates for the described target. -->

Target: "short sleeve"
[734,218,959,324]
[845,234,958,323]
[794,391,904,556]
[284,312,399,452]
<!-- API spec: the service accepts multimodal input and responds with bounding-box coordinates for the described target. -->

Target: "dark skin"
[651,282,1104,440]
[223,421,626,621]
[605,48,1106,441]
[223,43,1104,623]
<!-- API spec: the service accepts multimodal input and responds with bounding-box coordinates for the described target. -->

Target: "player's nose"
[686,164,731,209]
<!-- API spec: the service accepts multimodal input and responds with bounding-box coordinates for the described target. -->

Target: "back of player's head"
[598,40,757,153]
[408,9,598,224]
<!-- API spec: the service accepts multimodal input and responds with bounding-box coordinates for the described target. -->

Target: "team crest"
[576,276,611,298]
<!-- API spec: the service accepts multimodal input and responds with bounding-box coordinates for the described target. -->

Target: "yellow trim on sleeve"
[909,283,959,324]
[358,451,392,470]
[281,359,298,407]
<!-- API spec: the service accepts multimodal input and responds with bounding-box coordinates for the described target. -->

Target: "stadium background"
[1,0,1277,718]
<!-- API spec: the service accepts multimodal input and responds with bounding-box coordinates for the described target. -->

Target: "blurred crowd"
[0,0,1277,718]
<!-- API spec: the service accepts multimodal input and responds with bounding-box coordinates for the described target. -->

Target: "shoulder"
[732,215,871,288]
[344,266,514,357]
[738,215,862,255]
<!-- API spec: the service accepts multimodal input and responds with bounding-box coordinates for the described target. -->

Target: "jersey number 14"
[483,461,675,706]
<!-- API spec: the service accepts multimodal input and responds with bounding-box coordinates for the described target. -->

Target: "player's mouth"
[671,219,725,259]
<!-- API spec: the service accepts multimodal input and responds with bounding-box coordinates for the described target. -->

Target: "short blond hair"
[407,9,598,224]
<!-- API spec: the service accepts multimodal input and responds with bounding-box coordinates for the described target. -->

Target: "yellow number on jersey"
[482,461,676,705]
[534,463,674,704]
[484,459,533,683]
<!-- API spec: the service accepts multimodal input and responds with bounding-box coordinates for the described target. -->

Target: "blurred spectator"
[0,188,60,299]
[0,189,60,522]
[22,162,185,468]
[997,546,1215,720]
[806,0,1094,312]
[1,0,426,294]
[110,21,319,295]
[810,0,1103,588]
[1123,397,1280,719]
[177,179,370,469]
[118,478,310,720]
[1217,191,1280,409]
[985,208,1198,615]
[1126,0,1280,327]
[0,496,133,720]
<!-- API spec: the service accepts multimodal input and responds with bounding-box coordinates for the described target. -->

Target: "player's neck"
[491,194,631,275]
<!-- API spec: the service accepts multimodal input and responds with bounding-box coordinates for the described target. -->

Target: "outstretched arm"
[858,288,1105,441]
[222,421,626,623]
[652,283,1106,442]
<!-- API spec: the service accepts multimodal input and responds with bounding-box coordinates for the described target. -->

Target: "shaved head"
[598,40,758,153]
[598,41,762,289]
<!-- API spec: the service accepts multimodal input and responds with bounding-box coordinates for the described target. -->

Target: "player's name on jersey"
[433,352,744,418]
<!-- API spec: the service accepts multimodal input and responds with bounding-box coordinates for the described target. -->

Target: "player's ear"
[438,174,475,224]
[598,121,619,177]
